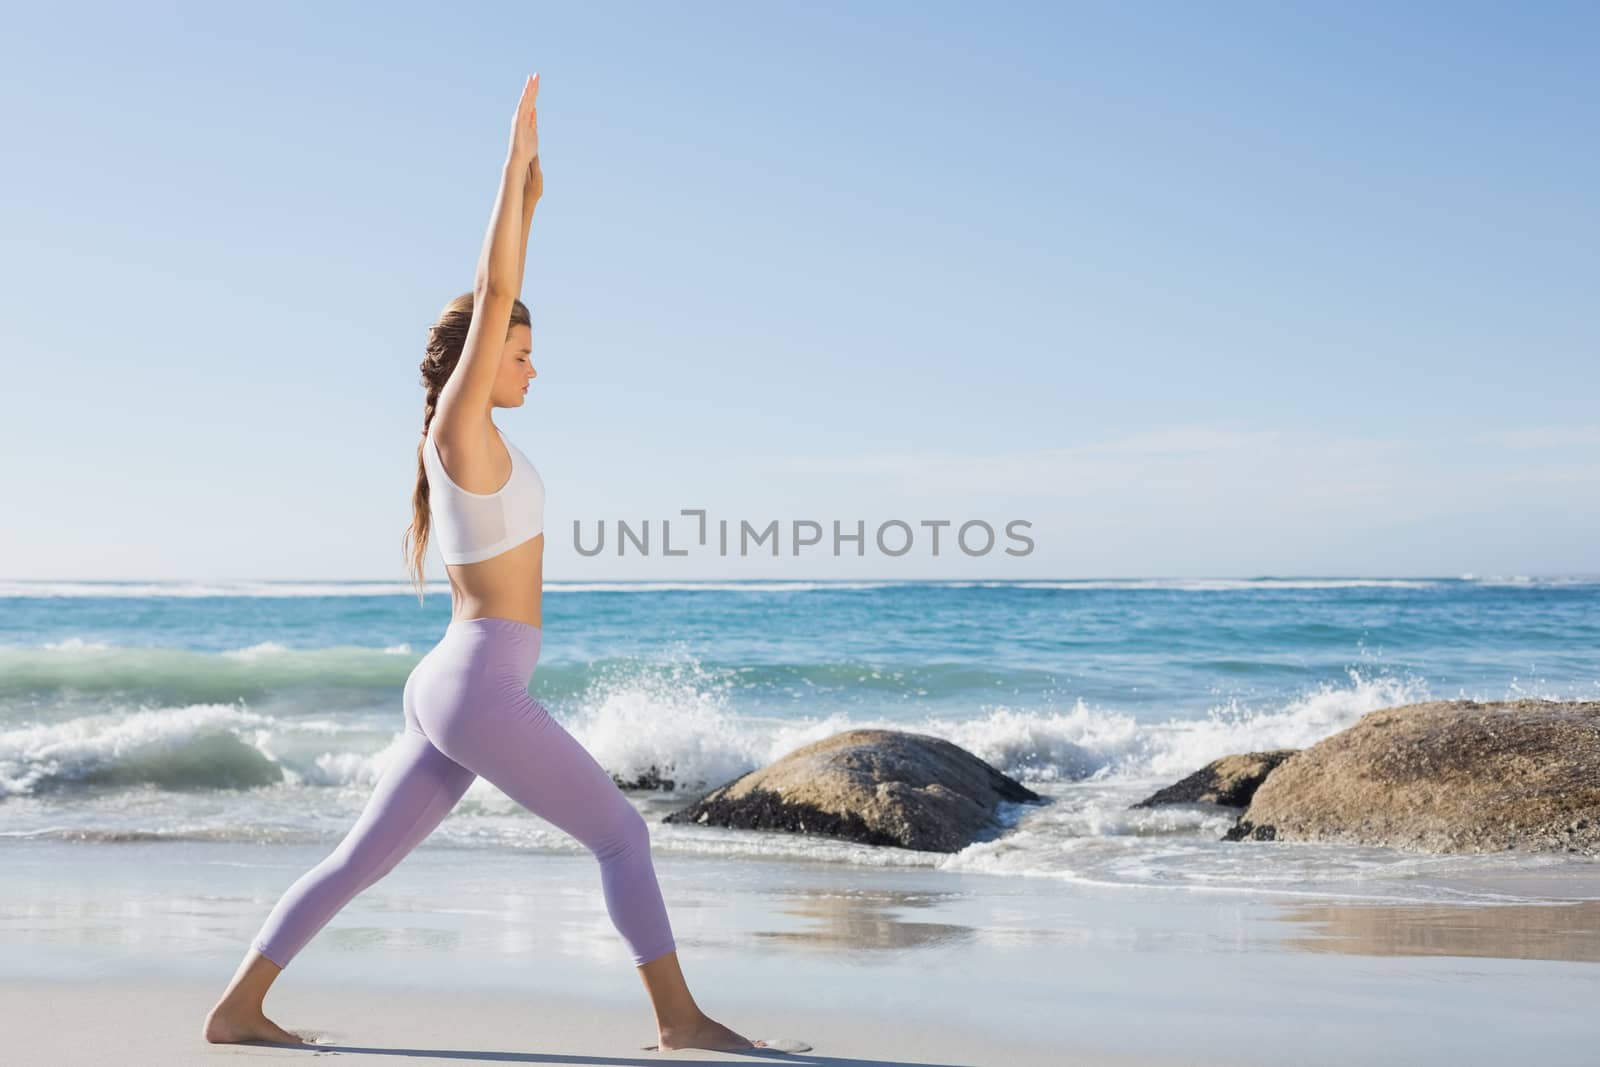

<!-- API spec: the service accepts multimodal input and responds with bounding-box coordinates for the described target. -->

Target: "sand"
[4,973,1157,1067]
[4,838,1599,1066]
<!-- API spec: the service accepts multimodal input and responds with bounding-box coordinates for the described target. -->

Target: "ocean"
[4,576,1600,908]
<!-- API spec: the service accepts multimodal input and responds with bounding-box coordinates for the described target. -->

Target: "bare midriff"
[443,531,545,628]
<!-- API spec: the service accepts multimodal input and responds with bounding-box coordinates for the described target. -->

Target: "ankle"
[213,989,264,1016]
[657,1008,707,1032]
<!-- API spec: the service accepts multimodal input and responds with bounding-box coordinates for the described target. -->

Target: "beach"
[2,975,1103,1066]
[9,0,1600,1057]
[4,834,1599,1065]
[3,578,1600,1063]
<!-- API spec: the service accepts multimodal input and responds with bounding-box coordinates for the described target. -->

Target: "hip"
[403,617,545,734]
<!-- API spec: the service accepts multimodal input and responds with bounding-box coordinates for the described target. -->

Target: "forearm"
[474,157,527,298]
[513,174,537,296]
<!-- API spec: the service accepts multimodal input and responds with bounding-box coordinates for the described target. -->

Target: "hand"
[525,153,543,204]
[508,73,540,166]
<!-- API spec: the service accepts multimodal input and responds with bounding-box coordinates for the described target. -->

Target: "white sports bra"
[423,423,545,564]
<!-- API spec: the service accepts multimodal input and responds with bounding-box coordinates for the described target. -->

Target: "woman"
[202,74,767,1054]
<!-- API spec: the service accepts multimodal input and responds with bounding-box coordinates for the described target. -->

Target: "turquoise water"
[3,576,1597,901]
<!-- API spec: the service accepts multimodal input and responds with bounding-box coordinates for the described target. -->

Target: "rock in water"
[1130,750,1300,809]
[1223,699,1600,854]
[662,728,1044,853]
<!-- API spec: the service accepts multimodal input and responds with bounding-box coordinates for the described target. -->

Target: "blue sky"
[2,1,1596,581]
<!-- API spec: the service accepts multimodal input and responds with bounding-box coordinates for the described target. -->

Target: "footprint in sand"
[640,1036,813,1053]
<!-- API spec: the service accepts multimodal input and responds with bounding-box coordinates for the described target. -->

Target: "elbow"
[476,277,515,304]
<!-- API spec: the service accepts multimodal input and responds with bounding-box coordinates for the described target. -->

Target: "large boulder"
[662,728,1044,853]
[1130,750,1300,809]
[1223,699,1600,854]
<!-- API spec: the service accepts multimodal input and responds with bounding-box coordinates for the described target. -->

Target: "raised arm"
[436,73,541,440]
[513,156,543,297]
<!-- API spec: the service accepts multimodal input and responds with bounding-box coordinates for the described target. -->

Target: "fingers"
[512,73,540,154]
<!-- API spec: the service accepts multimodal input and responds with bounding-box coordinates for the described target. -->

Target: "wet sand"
[3,838,1598,1066]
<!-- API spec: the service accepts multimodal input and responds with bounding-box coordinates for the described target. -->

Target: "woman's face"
[495,322,536,407]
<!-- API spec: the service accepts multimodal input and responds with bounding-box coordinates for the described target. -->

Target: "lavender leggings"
[251,617,676,968]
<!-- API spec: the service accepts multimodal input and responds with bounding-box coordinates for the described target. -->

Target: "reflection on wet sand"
[1272,898,1600,963]
[751,886,979,952]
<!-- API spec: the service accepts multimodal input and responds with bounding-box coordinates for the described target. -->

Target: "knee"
[592,803,653,861]
[357,848,405,889]
[325,840,398,892]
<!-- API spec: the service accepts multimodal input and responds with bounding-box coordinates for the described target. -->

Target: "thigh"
[426,693,638,848]
[333,730,477,879]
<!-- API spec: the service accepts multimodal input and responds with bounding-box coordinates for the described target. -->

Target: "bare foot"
[652,1013,768,1052]
[201,1003,308,1046]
